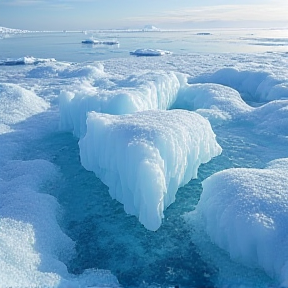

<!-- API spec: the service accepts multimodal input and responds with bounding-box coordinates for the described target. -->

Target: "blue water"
[1,28,287,63]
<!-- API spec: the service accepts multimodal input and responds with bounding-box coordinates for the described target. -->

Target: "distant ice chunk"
[79,109,222,231]
[82,38,119,45]
[196,32,212,35]
[173,83,252,125]
[0,56,56,66]
[192,158,288,285]
[130,49,172,56]
[0,26,29,34]
[142,25,161,31]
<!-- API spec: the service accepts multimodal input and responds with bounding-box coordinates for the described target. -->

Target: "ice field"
[0,28,288,288]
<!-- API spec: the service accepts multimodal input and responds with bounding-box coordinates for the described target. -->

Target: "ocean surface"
[0,28,288,288]
[1,28,288,62]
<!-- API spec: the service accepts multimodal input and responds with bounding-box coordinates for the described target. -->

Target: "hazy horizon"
[0,0,288,31]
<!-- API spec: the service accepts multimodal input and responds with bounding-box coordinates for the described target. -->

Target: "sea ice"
[82,38,119,45]
[59,70,183,137]
[130,48,172,56]
[249,100,288,136]
[192,158,288,285]
[0,56,56,66]
[190,67,287,104]
[173,83,252,125]
[0,83,49,125]
[0,159,74,287]
[79,109,222,231]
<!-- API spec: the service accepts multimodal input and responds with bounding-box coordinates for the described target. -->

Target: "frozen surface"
[0,160,72,287]
[0,29,288,288]
[79,110,222,231]
[193,158,288,285]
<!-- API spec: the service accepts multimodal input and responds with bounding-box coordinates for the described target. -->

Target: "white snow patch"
[173,83,253,125]
[0,83,49,125]
[191,158,288,285]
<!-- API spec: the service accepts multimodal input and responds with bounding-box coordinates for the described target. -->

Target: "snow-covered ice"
[0,28,288,288]
[0,83,49,125]
[82,38,119,45]
[79,110,222,231]
[192,158,288,286]
[130,48,172,56]
[173,83,253,125]
[59,68,183,137]
[0,56,56,66]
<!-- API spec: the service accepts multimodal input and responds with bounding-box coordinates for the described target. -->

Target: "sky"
[0,0,288,31]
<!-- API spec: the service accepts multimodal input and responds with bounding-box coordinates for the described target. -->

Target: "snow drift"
[193,158,288,286]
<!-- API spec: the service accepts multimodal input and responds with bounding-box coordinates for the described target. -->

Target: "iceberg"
[81,37,119,45]
[142,25,161,31]
[0,26,29,34]
[130,49,172,56]
[193,158,288,286]
[79,109,222,231]
[0,56,56,66]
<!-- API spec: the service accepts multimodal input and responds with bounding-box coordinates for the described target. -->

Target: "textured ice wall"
[193,158,288,286]
[79,109,222,231]
[59,70,183,137]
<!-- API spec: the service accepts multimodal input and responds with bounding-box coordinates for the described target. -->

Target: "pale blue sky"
[0,0,287,30]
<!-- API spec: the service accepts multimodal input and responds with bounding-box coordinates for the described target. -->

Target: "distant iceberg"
[0,26,30,34]
[0,56,56,66]
[81,37,119,45]
[196,32,212,35]
[130,49,172,57]
[142,25,161,31]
